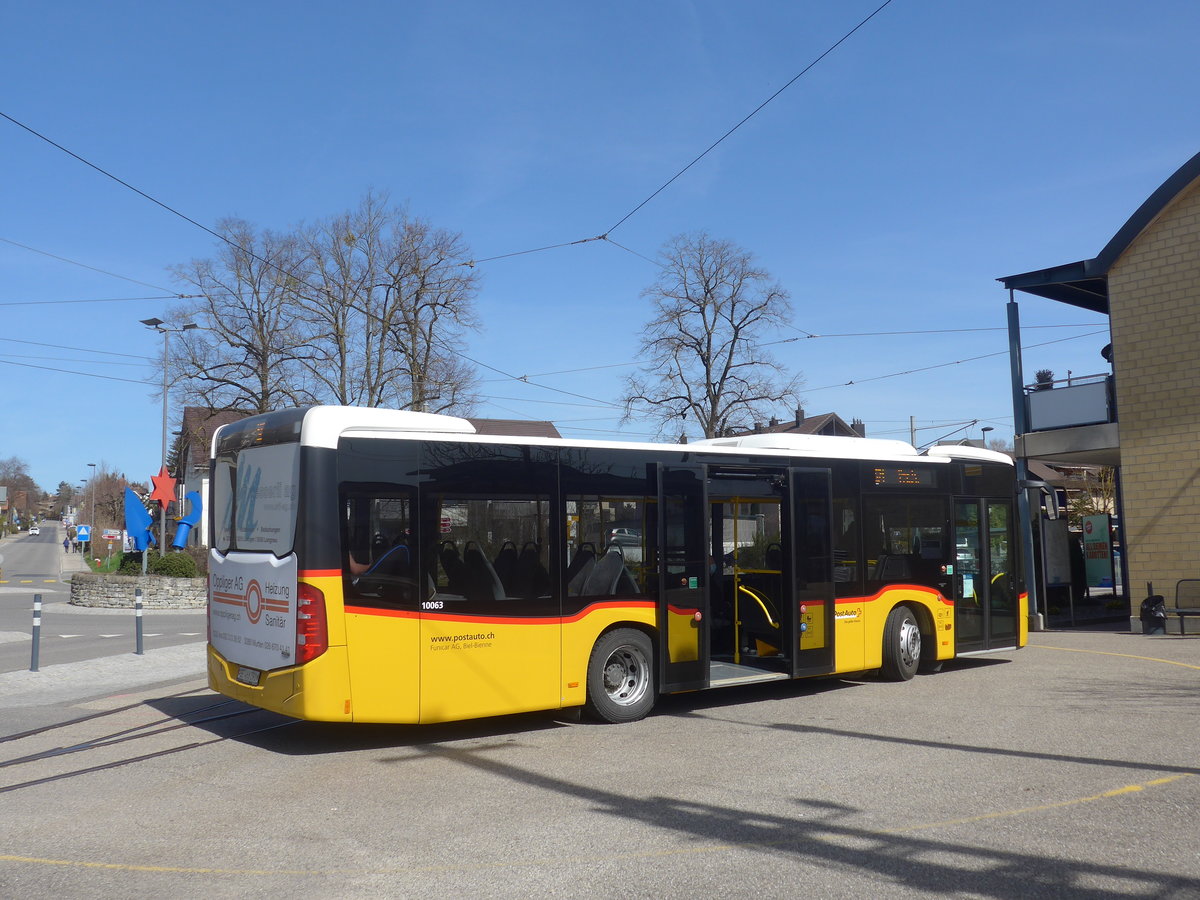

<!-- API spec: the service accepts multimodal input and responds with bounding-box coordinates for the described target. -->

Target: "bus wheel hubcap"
[899,619,920,667]
[604,646,649,706]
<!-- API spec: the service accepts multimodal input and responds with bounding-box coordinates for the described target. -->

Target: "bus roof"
[249,405,1014,468]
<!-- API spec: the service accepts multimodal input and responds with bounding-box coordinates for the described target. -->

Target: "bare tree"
[622,232,802,439]
[295,194,411,407]
[1069,466,1116,528]
[170,219,318,414]
[375,213,481,414]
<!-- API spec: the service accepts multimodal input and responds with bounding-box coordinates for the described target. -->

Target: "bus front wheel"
[881,606,921,681]
[585,629,655,723]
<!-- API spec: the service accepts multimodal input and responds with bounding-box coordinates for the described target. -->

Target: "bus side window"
[430,495,554,608]
[566,495,648,598]
[341,490,415,605]
[863,496,949,594]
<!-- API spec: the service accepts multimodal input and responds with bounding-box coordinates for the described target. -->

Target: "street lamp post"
[140,318,197,554]
[87,462,96,552]
[981,426,994,448]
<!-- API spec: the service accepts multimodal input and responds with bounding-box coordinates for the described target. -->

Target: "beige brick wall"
[1108,178,1200,602]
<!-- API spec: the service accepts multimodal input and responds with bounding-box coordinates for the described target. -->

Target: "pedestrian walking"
[63,536,70,553]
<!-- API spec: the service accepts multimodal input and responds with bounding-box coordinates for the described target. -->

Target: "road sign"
[75,525,91,541]
[102,529,123,541]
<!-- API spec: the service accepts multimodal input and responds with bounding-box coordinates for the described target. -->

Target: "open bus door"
[655,464,710,693]
[953,497,1018,651]
[788,467,836,676]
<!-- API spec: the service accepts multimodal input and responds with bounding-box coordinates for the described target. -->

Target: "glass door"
[655,464,709,692]
[789,468,835,676]
[954,498,1017,651]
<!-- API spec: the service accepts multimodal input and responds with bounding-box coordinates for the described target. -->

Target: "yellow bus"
[207,406,1023,724]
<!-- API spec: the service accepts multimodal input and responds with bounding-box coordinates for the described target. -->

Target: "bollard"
[30,593,42,672]
[135,587,144,655]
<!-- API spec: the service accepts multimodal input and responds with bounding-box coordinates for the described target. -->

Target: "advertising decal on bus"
[215,443,300,553]
[209,551,298,671]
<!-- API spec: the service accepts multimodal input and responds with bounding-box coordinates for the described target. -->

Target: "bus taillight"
[296,582,328,664]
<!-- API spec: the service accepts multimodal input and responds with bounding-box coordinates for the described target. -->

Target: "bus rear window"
[213,443,301,555]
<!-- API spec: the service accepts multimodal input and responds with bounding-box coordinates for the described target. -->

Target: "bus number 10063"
[421,600,444,610]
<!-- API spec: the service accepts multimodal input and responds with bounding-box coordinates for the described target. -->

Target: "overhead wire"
[0,4,898,402]
[0,294,200,307]
[0,112,259,266]
[0,352,145,368]
[0,235,178,293]
[0,336,146,359]
[806,329,1108,392]
[604,0,897,236]
[786,322,1108,338]
[0,357,151,385]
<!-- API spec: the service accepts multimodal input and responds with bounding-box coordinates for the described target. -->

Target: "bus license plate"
[236,666,261,686]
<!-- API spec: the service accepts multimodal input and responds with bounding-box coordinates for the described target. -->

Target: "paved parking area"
[0,627,1197,898]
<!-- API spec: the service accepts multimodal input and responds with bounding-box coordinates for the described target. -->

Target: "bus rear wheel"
[585,629,655,723]
[881,606,921,681]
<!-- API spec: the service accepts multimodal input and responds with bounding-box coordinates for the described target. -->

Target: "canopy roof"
[998,150,1200,313]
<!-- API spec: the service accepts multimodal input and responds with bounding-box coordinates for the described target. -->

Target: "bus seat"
[581,547,626,596]
[439,541,468,595]
[464,542,505,602]
[513,541,550,599]
[614,566,640,596]
[566,544,597,596]
[492,540,518,592]
[364,543,409,578]
[765,542,783,572]
[872,553,913,582]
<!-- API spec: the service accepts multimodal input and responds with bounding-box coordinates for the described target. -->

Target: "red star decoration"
[149,465,178,508]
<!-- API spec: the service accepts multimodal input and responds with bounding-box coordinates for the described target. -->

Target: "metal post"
[135,587,144,655]
[1008,295,1043,632]
[30,593,41,671]
[160,329,169,556]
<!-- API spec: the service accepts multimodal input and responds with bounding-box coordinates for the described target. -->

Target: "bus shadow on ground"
[155,657,1017,756]
[381,740,1200,898]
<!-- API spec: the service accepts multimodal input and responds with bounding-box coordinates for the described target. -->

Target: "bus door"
[953,498,1018,651]
[655,464,709,693]
[788,467,836,676]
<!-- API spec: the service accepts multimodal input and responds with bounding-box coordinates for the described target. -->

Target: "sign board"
[1082,514,1114,588]
[75,525,91,542]
[102,529,123,541]
[209,550,298,671]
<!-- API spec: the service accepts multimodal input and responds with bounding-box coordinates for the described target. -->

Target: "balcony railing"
[1026,373,1115,431]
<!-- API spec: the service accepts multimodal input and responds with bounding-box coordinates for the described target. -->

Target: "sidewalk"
[54,521,91,580]
[0,643,208,707]
[0,523,209,707]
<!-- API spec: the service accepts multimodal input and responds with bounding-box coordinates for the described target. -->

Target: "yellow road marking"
[0,774,1192,876]
[878,774,1193,834]
[1033,643,1200,671]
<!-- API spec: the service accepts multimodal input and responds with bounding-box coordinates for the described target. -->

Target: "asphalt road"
[0,525,205,674]
[0,625,1196,898]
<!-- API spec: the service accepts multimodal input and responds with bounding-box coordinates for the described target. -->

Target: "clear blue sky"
[3,1,1197,494]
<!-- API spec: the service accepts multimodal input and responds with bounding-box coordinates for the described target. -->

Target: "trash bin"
[1139,594,1166,635]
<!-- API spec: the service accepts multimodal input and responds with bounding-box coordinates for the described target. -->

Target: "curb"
[0,642,208,707]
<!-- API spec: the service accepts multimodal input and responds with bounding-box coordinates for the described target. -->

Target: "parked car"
[28,526,40,536]
[607,526,641,547]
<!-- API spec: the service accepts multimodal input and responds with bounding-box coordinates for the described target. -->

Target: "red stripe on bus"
[300,569,342,578]
[837,585,954,607]
[344,605,417,619]
[343,599,656,626]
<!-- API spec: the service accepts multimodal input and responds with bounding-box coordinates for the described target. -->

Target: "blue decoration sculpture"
[124,487,157,551]
[172,491,203,549]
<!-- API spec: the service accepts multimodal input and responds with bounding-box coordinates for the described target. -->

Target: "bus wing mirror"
[1020,479,1060,520]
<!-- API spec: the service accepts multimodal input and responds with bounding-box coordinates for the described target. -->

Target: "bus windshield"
[213,442,301,556]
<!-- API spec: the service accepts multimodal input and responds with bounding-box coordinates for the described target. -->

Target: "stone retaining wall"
[69,573,207,609]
